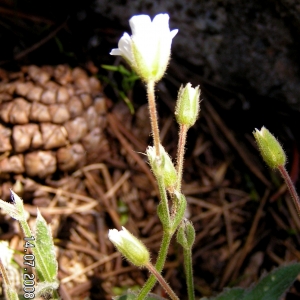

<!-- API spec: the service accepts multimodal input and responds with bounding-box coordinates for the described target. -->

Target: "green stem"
[52,289,60,299]
[156,172,171,226]
[146,262,179,300]
[176,124,188,192]
[278,165,300,217]
[183,248,195,300]
[147,80,161,156]
[137,232,172,300]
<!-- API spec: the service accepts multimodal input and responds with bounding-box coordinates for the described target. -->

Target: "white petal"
[108,229,122,245]
[152,13,170,30]
[110,13,177,82]
[170,29,178,39]
[110,49,122,56]
[118,33,133,62]
[129,15,151,36]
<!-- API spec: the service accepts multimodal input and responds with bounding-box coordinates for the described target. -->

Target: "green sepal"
[186,221,195,249]
[175,83,200,127]
[157,203,170,230]
[253,127,286,169]
[109,227,150,267]
[176,219,195,249]
[131,39,167,83]
[147,145,178,190]
[170,193,187,233]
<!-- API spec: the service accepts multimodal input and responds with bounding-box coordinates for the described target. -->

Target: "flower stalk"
[177,220,196,300]
[147,80,161,156]
[253,127,300,217]
[137,232,172,300]
[183,248,195,300]
[278,165,300,217]
[175,83,201,192]
[110,13,200,300]
[176,124,188,192]
[146,262,179,300]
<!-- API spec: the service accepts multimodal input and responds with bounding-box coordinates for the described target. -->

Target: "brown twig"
[0,6,55,24]
[231,189,269,280]
[108,113,158,192]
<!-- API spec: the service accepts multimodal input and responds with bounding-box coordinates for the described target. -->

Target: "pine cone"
[0,65,108,180]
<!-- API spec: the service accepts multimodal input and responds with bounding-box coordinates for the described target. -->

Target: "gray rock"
[94,0,300,110]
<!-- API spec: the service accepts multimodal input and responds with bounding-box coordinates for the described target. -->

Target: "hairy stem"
[147,80,161,156]
[176,124,188,192]
[278,165,300,217]
[137,232,172,299]
[146,262,179,300]
[183,248,195,300]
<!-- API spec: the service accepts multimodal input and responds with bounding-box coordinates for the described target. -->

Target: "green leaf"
[203,263,300,300]
[200,288,245,300]
[5,287,19,300]
[114,292,167,300]
[206,263,300,300]
[0,199,19,220]
[242,263,300,300]
[101,64,119,72]
[35,209,58,283]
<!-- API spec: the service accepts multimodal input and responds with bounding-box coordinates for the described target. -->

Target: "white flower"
[110,13,178,82]
[108,227,150,267]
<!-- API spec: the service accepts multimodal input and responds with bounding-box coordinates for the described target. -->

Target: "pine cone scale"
[0,65,108,180]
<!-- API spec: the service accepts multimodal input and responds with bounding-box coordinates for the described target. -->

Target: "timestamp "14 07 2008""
[23,236,35,299]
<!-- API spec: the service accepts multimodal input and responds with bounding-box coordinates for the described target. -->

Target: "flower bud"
[147,144,177,190]
[171,192,187,232]
[176,219,195,250]
[108,227,150,267]
[253,126,286,169]
[110,14,178,83]
[175,83,200,127]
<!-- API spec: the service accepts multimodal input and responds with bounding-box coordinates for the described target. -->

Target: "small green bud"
[157,203,170,229]
[171,192,187,232]
[147,144,178,190]
[176,220,195,250]
[108,227,150,267]
[253,126,286,169]
[175,83,200,127]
